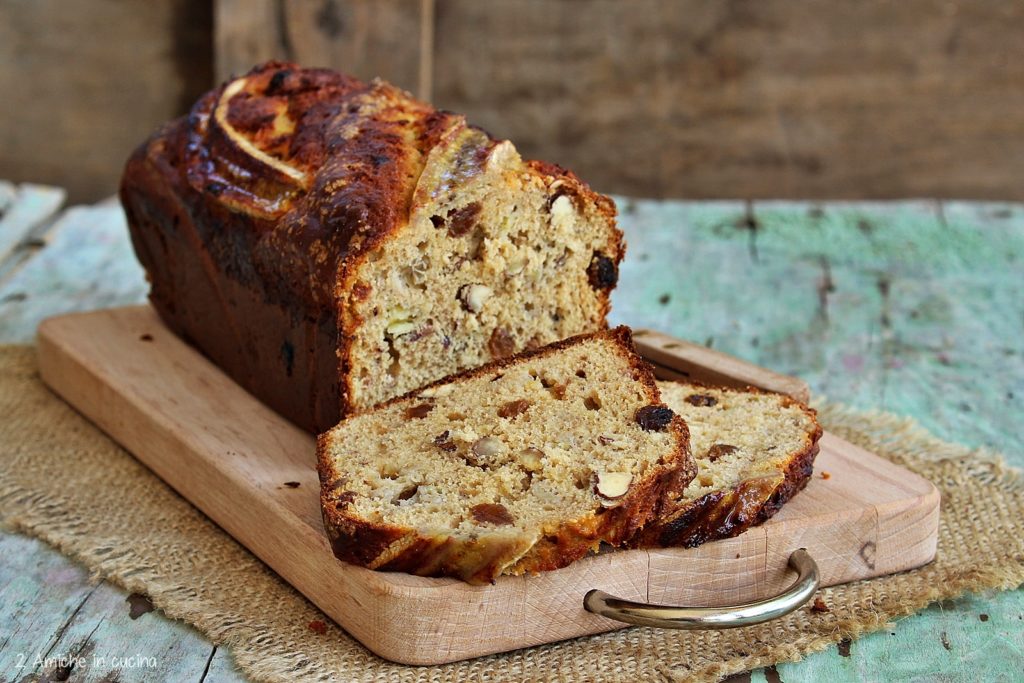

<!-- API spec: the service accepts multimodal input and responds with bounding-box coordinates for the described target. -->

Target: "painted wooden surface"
[35,305,939,664]
[0,185,1020,678]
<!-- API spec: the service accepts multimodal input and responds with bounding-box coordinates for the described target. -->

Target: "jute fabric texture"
[2,346,1021,682]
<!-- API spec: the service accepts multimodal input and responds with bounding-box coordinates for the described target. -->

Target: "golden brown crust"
[629,386,823,548]
[121,62,623,432]
[317,327,695,584]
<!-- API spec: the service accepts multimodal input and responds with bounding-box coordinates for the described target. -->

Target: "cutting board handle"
[584,549,819,629]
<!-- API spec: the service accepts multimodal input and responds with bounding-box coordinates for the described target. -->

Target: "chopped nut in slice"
[385,307,416,337]
[519,447,545,471]
[507,254,528,274]
[685,393,718,407]
[595,471,632,502]
[549,194,575,229]
[458,283,493,313]
[472,436,505,459]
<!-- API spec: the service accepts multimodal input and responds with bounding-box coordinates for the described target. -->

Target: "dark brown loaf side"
[121,62,623,432]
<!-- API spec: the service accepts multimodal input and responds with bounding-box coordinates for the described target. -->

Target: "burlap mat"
[1,346,1022,682]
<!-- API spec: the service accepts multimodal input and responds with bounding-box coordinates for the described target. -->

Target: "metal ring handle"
[584,548,820,629]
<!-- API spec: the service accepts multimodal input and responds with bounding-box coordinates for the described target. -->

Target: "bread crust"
[121,61,622,432]
[317,327,696,584]
[629,385,823,548]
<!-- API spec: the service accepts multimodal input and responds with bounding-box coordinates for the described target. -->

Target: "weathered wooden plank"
[202,647,249,682]
[215,0,430,97]
[0,1,212,202]
[27,581,218,682]
[0,183,65,267]
[0,531,247,682]
[770,591,1024,682]
[611,198,1024,682]
[0,202,147,344]
[611,199,1024,463]
[431,0,1024,199]
[0,533,98,676]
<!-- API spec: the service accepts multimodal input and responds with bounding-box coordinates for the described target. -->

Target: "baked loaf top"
[317,327,694,584]
[121,61,623,428]
[632,381,823,548]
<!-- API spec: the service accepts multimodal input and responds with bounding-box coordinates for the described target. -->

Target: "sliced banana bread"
[317,327,694,584]
[121,61,623,432]
[631,381,823,548]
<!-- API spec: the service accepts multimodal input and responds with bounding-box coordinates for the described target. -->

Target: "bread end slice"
[631,381,823,548]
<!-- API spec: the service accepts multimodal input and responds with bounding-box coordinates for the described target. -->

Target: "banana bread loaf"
[121,62,623,432]
[632,381,822,548]
[317,327,694,584]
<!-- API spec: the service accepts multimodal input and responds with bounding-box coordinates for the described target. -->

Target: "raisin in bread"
[631,381,822,548]
[317,327,694,584]
[121,62,623,433]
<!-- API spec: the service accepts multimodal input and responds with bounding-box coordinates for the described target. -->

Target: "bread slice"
[630,381,822,548]
[317,327,694,584]
[121,61,623,432]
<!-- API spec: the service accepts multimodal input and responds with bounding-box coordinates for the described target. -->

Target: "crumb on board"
[820,471,831,480]
[284,481,301,488]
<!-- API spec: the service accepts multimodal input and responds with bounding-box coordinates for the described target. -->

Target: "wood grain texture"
[0,200,146,343]
[430,0,1024,199]
[215,0,430,97]
[610,199,1024,457]
[0,535,243,683]
[1,197,1020,679]
[0,182,65,270]
[36,305,939,665]
[0,0,212,203]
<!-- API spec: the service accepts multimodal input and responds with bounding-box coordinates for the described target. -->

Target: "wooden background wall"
[0,0,211,203]
[3,0,1023,202]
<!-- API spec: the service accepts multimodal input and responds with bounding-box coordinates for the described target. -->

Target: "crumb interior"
[346,132,617,410]
[325,336,674,540]
[658,382,817,498]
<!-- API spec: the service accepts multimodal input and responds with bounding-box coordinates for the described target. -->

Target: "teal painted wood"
[203,647,249,682]
[611,198,1024,682]
[0,537,247,683]
[0,200,147,343]
[0,533,98,677]
[610,198,1023,461]
[0,182,65,284]
[23,575,218,682]
[1,195,1022,681]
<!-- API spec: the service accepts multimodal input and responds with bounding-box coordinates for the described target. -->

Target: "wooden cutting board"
[36,306,939,665]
